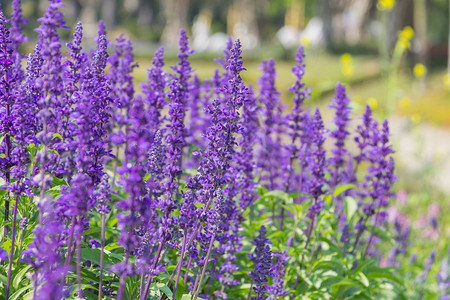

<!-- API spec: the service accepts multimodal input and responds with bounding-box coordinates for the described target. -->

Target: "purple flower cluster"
[0,1,403,299]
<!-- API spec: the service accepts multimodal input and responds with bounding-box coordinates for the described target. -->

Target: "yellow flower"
[400,26,414,40]
[396,26,414,50]
[340,53,352,64]
[342,66,354,77]
[340,53,353,77]
[411,113,421,124]
[444,74,450,88]
[413,64,427,79]
[301,36,311,46]
[367,98,378,110]
[377,0,395,11]
[399,97,411,110]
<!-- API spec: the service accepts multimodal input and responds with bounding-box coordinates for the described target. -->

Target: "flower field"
[0,1,448,299]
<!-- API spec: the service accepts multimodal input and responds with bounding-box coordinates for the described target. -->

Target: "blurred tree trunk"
[448,0,450,74]
[413,0,427,65]
[101,0,119,28]
[386,0,413,54]
[319,0,371,47]
[227,0,259,49]
[285,0,305,30]
[80,0,102,38]
[137,0,154,27]
[160,0,189,47]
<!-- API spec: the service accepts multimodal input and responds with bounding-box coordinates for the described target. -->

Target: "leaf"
[321,276,345,289]
[365,271,401,285]
[156,282,173,298]
[53,133,63,140]
[181,294,192,300]
[313,260,345,275]
[334,184,355,197]
[79,248,121,267]
[9,284,33,300]
[260,190,290,202]
[13,265,32,289]
[344,196,357,221]
[0,273,8,284]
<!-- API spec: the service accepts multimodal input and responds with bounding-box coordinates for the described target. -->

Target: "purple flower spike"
[309,108,327,202]
[10,0,28,47]
[141,47,166,132]
[257,58,285,190]
[249,225,273,300]
[329,82,351,188]
[267,251,290,299]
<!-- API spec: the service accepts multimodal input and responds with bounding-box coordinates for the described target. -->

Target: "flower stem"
[172,229,187,299]
[5,195,19,300]
[98,213,106,300]
[117,251,130,300]
[141,238,165,300]
[193,233,215,300]
[77,222,82,296]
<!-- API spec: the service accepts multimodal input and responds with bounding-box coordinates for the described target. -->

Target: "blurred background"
[1,0,450,237]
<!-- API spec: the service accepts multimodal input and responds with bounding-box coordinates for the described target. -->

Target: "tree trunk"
[160,0,189,47]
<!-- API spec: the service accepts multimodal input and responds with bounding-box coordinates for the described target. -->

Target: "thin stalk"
[183,257,192,285]
[193,233,215,300]
[98,213,106,300]
[300,213,315,266]
[172,229,187,299]
[77,224,82,296]
[363,207,381,259]
[117,251,130,300]
[247,281,253,300]
[168,195,216,284]
[190,267,201,300]
[139,274,145,300]
[3,86,11,239]
[141,238,165,300]
[64,216,77,268]
[5,195,19,300]
[111,147,120,189]
[351,215,370,254]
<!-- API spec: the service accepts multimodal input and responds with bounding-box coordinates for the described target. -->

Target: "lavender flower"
[437,250,450,299]
[141,47,166,132]
[328,82,351,188]
[309,108,327,203]
[257,59,285,190]
[236,88,259,210]
[10,0,28,47]
[267,251,290,299]
[283,46,311,192]
[27,200,67,299]
[96,174,111,214]
[162,29,193,211]
[249,226,272,300]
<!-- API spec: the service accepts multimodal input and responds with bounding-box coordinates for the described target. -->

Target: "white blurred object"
[276,25,301,49]
[192,11,229,53]
[300,17,324,47]
[276,18,324,49]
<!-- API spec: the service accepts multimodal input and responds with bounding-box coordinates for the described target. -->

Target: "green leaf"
[9,284,33,300]
[260,190,290,202]
[365,270,401,285]
[0,188,8,198]
[344,196,357,221]
[181,294,192,300]
[53,133,63,140]
[334,184,355,197]
[13,265,32,289]
[156,282,173,298]
[0,273,7,284]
